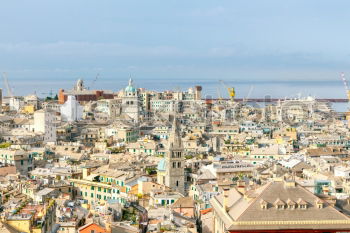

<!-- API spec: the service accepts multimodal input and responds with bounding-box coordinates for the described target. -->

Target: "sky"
[1,0,350,97]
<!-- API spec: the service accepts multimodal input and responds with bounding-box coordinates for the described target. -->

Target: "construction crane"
[216,87,223,102]
[243,85,255,104]
[89,73,100,90]
[41,89,54,99]
[341,72,350,101]
[341,73,350,121]
[219,80,235,102]
[2,72,14,97]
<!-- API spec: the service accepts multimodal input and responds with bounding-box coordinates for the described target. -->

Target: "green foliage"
[122,208,138,224]
[185,167,192,173]
[146,167,157,175]
[109,146,125,153]
[0,142,11,148]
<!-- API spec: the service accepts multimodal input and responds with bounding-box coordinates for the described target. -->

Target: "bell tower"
[165,116,185,194]
[122,78,139,124]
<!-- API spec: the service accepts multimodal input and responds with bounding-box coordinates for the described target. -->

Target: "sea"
[4,78,349,112]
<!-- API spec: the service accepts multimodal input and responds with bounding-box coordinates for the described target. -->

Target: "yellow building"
[6,215,32,233]
[273,127,297,144]
[70,168,132,206]
[6,199,56,233]
[22,105,36,114]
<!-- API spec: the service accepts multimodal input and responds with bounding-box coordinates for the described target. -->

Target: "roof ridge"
[235,181,274,221]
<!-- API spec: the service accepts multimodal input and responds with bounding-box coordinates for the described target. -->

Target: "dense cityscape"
[3,0,350,232]
[0,77,349,232]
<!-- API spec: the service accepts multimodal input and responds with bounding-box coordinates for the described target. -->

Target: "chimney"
[237,180,246,194]
[223,188,230,212]
[82,168,90,179]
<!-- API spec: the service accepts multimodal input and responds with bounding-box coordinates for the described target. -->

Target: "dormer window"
[286,199,296,209]
[315,199,324,209]
[297,198,308,209]
[274,198,285,210]
[260,199,268,209]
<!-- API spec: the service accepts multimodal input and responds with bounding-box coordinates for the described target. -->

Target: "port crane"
[341,72,350,101]
[2,72,14,97]
[243,85,254,104]
[340,72,350,120]
[89,73,100,90]
[41,89,55,99]
[219,80,235,102]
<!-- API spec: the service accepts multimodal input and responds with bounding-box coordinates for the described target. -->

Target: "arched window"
[176,180,179,186]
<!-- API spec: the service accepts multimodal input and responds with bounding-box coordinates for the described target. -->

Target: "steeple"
[165,114,185,195]
[168,116,182,150]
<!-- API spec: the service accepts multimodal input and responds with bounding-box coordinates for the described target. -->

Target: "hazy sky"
[1,0,350,93]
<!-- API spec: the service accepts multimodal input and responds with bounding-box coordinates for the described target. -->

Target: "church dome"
[125,78,136,93]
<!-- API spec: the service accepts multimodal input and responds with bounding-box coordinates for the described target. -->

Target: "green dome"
[125,78,136,93]
[125,85,136,93]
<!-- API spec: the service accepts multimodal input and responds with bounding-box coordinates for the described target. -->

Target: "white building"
[334,166,350,179]
[150,99,177,112]
[9,96,24,111]
[121,79,139,124]
[60,95,83,122]
[34,109,57,143]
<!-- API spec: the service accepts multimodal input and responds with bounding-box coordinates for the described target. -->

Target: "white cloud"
[0,41,188,58]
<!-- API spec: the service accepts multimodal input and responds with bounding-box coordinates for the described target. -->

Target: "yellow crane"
[219,80,235,102]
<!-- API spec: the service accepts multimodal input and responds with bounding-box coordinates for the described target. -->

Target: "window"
[176,180,179,186]
[178,162,181,168]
